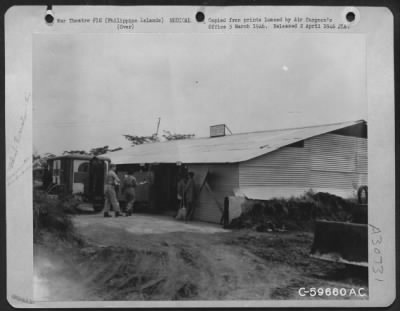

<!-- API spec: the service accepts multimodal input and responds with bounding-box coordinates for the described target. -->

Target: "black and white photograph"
[5,5,396,308]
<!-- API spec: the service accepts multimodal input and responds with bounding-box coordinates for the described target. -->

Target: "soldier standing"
[184,172,195,221]
[103,164,123,217]
[123,170,137,216]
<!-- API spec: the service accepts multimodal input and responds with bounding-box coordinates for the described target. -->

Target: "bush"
[228,191,358,232]
[33,190,76,241]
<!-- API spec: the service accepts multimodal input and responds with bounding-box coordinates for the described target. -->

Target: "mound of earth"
[229,192,358,232]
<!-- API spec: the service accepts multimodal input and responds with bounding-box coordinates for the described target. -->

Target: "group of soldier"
[103,164,136,217]
[103,164,195,220]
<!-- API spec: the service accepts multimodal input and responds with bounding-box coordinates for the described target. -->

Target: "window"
[78,162,89,172]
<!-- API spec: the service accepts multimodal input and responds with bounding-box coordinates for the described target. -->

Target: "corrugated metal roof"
[50,154,111,161]
[107,120,365,165]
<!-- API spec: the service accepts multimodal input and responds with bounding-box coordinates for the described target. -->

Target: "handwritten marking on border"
[369,224,384,282]
[7,156,32,187]
[8,93,30,171]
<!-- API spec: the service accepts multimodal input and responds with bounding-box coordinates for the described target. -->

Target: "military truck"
[46,154,110,212]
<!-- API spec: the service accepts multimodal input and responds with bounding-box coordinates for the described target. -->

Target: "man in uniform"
[103,164,123,217]
[176,174,186,212]
[184,172,195,221]
[123,170,137,216]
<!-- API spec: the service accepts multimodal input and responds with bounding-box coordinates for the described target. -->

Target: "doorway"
[153,164,187,212]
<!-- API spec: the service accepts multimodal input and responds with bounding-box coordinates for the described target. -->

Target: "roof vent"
[210,124,226,137]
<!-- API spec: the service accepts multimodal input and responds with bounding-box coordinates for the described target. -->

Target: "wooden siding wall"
[239,133,367,198]
[189,163,239,223]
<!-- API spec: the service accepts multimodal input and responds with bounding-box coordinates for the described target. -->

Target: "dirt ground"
[34,214,368,301]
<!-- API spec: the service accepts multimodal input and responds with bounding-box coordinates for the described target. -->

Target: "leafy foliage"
[162,130,195,141]
[61,146,123,156]
[123,133,160,146]
[33,152,56,169]
[123,131,195,146]
[229,191,358,232]
[33,190,75,241]
[90,146,122,156]
[63,150,90,155]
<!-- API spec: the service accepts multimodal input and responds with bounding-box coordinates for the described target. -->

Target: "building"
[108,120,367,223]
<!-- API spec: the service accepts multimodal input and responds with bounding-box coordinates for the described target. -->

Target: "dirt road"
[34,214,368,301]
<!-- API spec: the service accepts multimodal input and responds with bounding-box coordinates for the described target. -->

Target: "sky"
[33,33,366,155]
